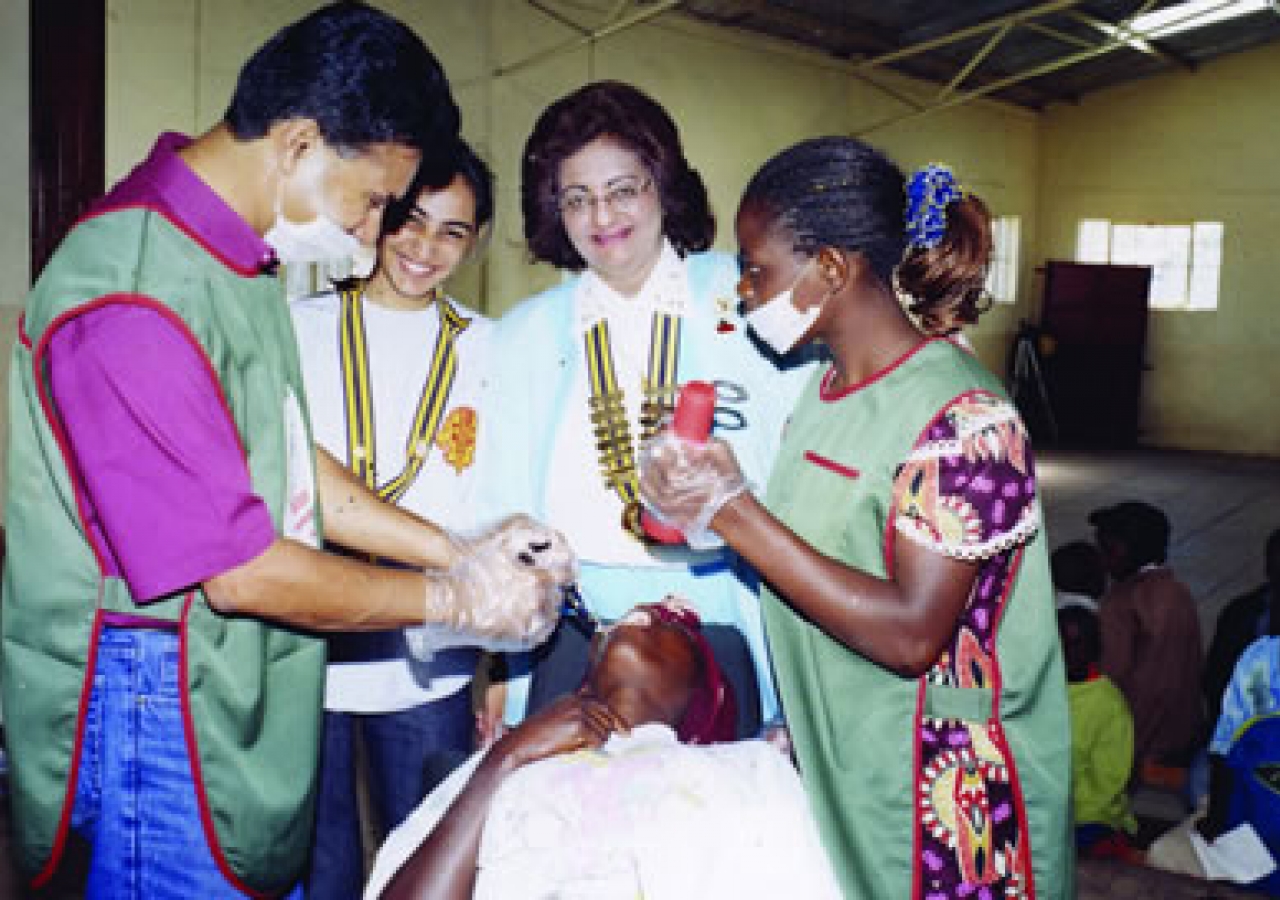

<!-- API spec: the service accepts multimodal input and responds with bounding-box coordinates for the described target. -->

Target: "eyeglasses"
[557,176,653,218]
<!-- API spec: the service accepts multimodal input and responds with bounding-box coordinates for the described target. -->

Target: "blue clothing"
[486,251,813,722]
[1211,636,1280,755]
[1205,636,1280,895]
[71,628,304,899]
[306,689,473,900]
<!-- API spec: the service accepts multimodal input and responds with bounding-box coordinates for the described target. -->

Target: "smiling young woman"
[288,139,502,900]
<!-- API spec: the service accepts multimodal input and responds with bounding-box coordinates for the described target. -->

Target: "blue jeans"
[305,686,473,900]
[71,627,303,899]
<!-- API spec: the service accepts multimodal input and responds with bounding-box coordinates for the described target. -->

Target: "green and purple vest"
[762,338,1072,899]
[2,205,324,896]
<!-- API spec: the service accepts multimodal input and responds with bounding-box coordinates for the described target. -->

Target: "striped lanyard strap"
[583,311,681,526]
[339,282,470,504]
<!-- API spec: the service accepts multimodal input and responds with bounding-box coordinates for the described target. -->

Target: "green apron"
[762,339,1072,899]
[3,205,325,895]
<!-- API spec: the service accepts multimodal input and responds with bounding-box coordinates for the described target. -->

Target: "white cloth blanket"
[364,724,841,900]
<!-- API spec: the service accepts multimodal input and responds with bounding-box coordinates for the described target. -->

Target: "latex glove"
[408,515,577,658]
[638,430,750,548]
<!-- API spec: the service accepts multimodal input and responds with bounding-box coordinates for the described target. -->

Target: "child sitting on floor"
[1059,604,1140,860]
[1052,540,1106,613]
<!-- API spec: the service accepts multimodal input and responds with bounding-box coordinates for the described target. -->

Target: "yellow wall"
[1039,40,1280,457]
[8,3,1275,466]
[0,0,29,496]
[103,0,1042,363]
[0,0,29,304]
[12,0,1277,502]
[32,0,1280,462]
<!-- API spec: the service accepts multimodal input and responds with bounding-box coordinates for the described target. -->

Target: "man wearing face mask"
[2,4,575,898]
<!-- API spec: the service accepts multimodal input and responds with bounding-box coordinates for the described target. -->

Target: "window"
[1074,218,1223,310]
[985,215,1020,304]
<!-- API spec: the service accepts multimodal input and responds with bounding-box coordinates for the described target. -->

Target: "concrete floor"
[1038,446,1280,638]
[1039,447,1280,899]
[3,445,1279,898]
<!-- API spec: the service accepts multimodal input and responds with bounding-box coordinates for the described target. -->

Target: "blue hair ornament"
[905,164,963,250]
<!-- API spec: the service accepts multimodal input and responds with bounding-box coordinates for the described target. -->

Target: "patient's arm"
[382,695,627,900]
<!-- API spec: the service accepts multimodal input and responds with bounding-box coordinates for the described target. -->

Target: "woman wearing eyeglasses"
[484,81,812,727]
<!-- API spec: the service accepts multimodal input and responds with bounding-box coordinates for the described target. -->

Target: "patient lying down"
[365,598,841,900]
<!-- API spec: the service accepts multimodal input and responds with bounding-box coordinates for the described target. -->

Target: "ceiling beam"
[1021,19,1097,50]
[490,0,683,78]
[726,0,903,59]
[855,0,1085,71]
[527,0,592,36]
[1068,9,1197,70]
[900,0,1051,43]
[853,0,1160,134]
[727,0,1065,110]
[691,0,928,110]
[937,20,1015,98]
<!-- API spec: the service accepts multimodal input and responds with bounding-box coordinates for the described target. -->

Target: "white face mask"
[745,263,823,354]
[264,148,361,265]
[265,210,360,265]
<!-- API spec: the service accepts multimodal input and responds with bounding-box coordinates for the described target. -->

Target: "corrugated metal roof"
[586,0,1280,109]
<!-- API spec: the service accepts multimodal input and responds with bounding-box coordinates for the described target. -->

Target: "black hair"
[381,139,495,238]
[1058,605,1102,683]
[224,2,459,157]
[522,81,715,270]
[1089,501,1170,570]
[1051,540,1107,600]
[739,136,993,335]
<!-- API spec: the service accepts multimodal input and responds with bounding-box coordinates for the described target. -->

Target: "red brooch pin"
[715,296,736,333]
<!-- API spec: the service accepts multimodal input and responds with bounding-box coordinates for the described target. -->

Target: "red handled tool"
[641,380,717,544]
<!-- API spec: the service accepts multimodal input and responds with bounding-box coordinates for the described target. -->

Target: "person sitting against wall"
[1092,500,1206,783]
[363,598,842,900]
[1204,527,1280,726]
[1145,627,1280,893]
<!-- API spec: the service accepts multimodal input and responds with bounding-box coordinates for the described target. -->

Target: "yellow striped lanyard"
[584,311,681,516]
[339,282,470,504]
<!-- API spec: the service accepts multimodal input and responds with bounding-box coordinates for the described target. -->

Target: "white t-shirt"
[291,288,494,713]
[364,724,842,900]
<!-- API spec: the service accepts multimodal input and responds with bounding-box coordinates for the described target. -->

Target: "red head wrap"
[641,603,737,745]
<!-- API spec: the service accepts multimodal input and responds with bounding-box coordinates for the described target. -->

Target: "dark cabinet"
[1037,261,1152,448]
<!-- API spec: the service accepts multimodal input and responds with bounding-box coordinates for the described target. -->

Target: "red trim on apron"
[77,203,269,278]
[30,609,105,889]
[29,293,275,894]
[803,450,860,480]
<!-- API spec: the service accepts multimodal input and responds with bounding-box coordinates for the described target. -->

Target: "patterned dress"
[761,338,1072,899]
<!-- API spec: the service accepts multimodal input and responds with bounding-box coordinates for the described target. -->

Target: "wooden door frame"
[30,0,105,281]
